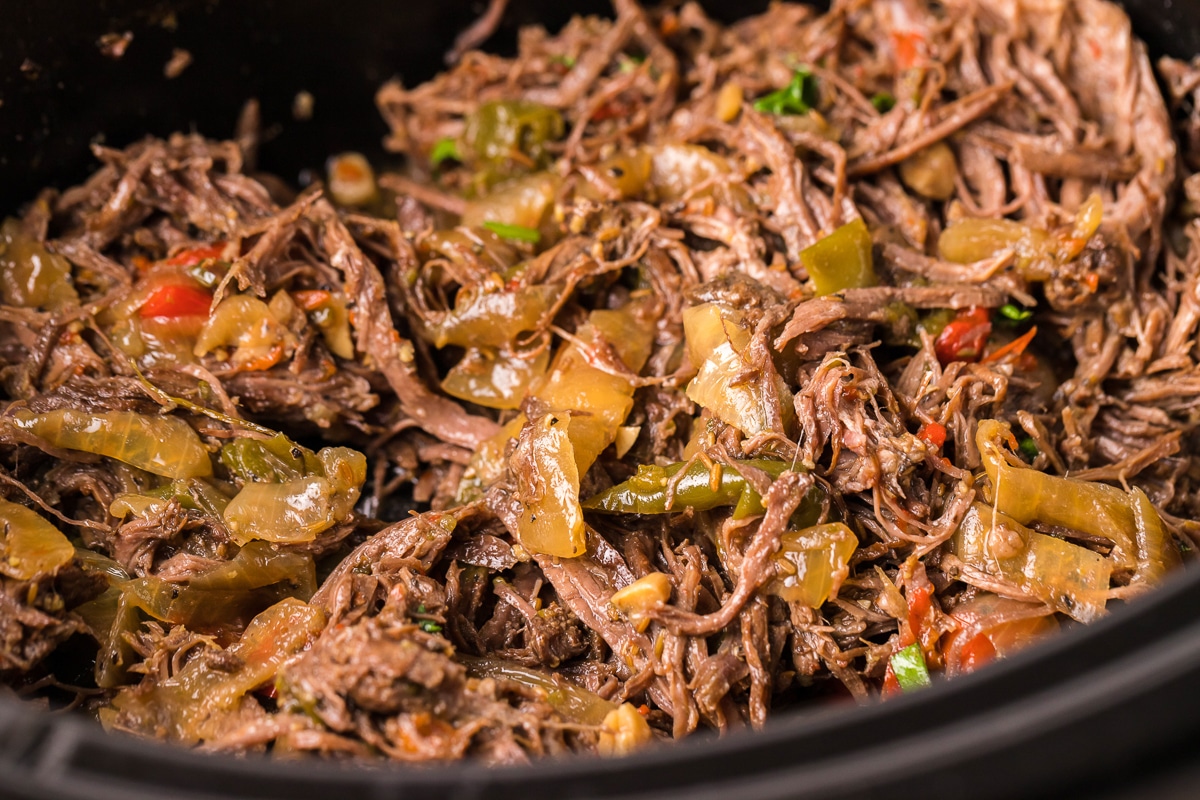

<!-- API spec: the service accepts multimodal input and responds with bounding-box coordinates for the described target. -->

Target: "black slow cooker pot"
[2,2,1200,798]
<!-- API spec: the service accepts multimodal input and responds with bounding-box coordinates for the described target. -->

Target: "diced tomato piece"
[882,664,902,697]
[905,581,933,646]
[139,283,213,318]
[959,634,997,674]
[291,289,332,312]
[891,30,926,71]
[593,100,632,122]
[917,422,947,449]
[163,243,227,268]
[934,307,992,366]
[659,11,680,36]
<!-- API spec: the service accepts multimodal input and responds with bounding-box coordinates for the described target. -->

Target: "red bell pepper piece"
[139,283,213,319]
[917,422,947,449]
[163,244,228,268]
[935,307,991,366]
[958,633,998,674]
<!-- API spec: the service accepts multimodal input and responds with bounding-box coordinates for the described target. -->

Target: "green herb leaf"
[617,53,646,74]
[418,619,443,634]
[552,54,577,68]
[483,221,541,244]
[1018,437,1039,460]
[890,643,931,692]
[999,303,1034,322]
[430,137,461,168]
[870,92,896,113]
[753,68,819,116]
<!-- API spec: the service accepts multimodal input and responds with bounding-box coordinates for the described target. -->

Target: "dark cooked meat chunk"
[279,600,582,764]
[1,564,105,676]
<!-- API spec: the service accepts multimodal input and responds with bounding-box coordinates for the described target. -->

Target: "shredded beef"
[1,0,1198,767]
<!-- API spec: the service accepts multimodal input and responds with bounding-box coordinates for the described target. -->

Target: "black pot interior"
[2,0,1195,211]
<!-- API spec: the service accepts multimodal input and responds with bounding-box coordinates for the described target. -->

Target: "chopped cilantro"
[430,137,461,168]
[890,643,931,692]
[870,92,896,112]
[753,68,819,116]
[617,53,646,74]
[999,303,1034,323]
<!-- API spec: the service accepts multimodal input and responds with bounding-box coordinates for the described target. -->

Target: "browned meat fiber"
[1,0,1198,765]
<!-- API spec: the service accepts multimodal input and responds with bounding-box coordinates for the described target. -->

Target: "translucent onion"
[533,300,656,475]
[512,412,586,559]
[767,522,858,608]
[0,217,78,309]
[188,541,316,595]
[457,416,527,503]
[94,591,141,689]
[108,598,326,743]
[586,144,748,209]
[459,299,655,516]
[111,478,231,520]
[441,345,550,410]
[122,552,316,628]
[647,143,734,203]
[73,547,130,584]
[73,586,123,648]
[683,303,793,437]
[326,152,378,207]
[461,172,561,231]
[220,435,313,484]
[1130,487,1182,587]
[9,408,213,480]
[222,440,365,545]
[429,283,559,349]
[589,149,653,199]
[0,498,75,580]
[292,290,355,359]
[938,218,1048,272]
[421,228,518,276]
[224,473,358,546]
